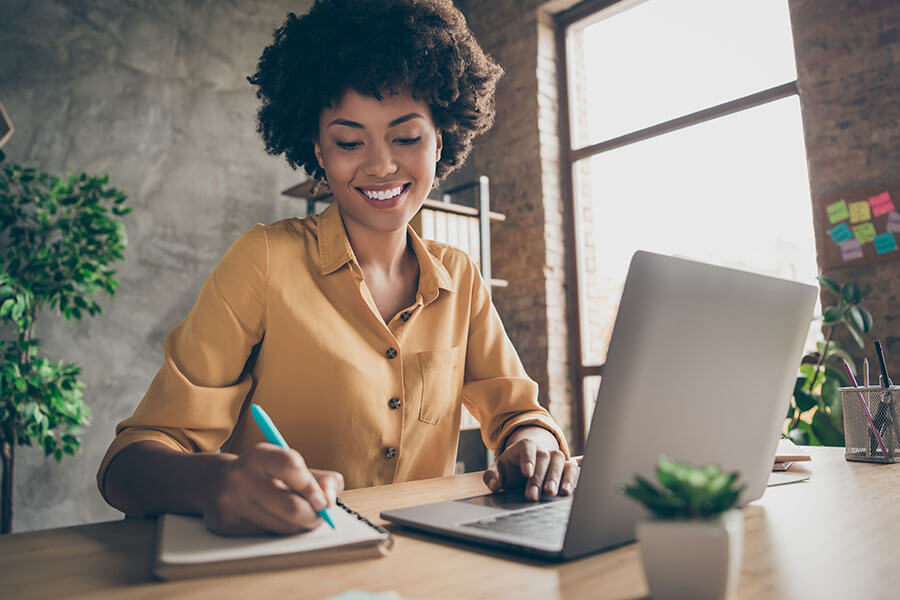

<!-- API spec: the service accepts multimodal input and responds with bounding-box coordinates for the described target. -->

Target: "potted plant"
[786,277,873,446]
[0,155,130,533]
[621,457,745,600]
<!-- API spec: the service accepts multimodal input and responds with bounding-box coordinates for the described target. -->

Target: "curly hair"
[247,0,503,183]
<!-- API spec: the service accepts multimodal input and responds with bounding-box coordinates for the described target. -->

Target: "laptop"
[381,250,818,560]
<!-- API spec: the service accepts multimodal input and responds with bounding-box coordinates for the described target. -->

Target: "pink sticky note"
[888,211,900,233]
[869,191,895,217]
[840,238,864,261]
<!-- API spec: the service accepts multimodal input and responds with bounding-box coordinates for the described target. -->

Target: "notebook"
[381,250,818,560]
[773,438,811,470]
[153,498,392,580]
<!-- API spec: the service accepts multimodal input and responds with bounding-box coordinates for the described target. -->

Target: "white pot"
[636,509,744,600]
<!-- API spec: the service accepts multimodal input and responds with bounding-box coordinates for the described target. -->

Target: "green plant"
[0,157,130,533]
[621,457,744,519]
[786,276,872,447]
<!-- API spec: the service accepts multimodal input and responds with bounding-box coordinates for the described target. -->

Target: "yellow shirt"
[97,203,569,497]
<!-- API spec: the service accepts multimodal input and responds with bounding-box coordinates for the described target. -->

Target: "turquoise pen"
[249,403,336,529]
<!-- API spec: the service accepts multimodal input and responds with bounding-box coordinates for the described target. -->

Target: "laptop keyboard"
[459,500,570,545]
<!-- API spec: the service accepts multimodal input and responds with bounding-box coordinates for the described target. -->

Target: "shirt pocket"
[417,347,461,425]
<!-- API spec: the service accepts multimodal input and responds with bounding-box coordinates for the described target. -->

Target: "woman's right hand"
[202,443,344,536]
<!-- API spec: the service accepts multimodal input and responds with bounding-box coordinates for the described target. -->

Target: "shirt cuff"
[495,412,571,458]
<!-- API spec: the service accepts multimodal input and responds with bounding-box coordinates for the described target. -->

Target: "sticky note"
[840,238,864,261]
[849,201,872,223]
[853,222,877,243]
[826,199,849,223]
[829,223,854,244]
[868,191,895,217]
[874,232,897,255]
[887,211,900,233]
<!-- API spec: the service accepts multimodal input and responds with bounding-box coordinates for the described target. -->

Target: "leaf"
[794,420,819,445]
[857,307,873,334]
[842,282,862,304]
[821,377,841,413]
[793,376,818,411]
[846,305,870,335]
[844,317,865,349]
[811,409,844,446]
[817,276,841,296]
[823,307,843,324]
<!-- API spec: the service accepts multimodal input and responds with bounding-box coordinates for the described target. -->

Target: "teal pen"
[249,403,336,529]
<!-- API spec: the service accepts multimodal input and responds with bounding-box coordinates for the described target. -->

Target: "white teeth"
[362,185,404,200]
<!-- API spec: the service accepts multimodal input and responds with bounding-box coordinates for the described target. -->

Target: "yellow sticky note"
[849,201,872,223]
[853,222,877,244]
[826,199,849,224]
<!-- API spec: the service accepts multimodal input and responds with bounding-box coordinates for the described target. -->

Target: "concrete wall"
[0,0,308,532]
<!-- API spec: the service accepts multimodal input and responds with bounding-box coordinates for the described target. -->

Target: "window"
[558,0,818,447]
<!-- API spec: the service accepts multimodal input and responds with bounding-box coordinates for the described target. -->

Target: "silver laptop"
[381,250,818,560]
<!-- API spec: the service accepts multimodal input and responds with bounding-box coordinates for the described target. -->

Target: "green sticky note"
[874,232,897,254]
[826,199,849,224]
[853,222,877,244]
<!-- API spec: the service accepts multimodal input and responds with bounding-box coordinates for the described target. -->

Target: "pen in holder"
[840,385,900,463]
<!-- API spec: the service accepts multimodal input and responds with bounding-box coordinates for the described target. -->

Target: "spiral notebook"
[153,499,393,580]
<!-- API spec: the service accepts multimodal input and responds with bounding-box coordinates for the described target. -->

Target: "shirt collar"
[316,202,455,301]
[317,203,355,275]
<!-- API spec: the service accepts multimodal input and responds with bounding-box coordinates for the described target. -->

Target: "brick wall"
[457,0,577,444]
[789,0,900,370]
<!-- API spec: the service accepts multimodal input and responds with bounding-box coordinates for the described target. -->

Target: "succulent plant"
[621,457,745,519]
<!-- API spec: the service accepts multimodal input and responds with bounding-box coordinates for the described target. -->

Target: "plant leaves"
[793,375,818,411]
[846,305,871,335]
[818,276,841,296]
[811,409,845,446]
[823,307,844,324]
[842,281,862,304]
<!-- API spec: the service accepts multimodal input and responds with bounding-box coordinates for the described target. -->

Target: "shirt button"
[400,311,411,322]
[388,397,402,409]
[385,447,397,459]
[385,347,398,359]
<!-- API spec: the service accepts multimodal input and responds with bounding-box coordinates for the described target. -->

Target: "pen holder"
[840,386,900,463]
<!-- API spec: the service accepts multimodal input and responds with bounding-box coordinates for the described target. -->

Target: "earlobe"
[314,142,325,170]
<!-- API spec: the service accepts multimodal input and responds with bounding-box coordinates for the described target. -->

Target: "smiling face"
[314,89,442,236]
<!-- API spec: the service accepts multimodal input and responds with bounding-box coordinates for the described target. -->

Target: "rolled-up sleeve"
[96,224,268,499]
[461,269,570,457]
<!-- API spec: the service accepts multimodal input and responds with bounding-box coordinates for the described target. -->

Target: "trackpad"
[453,489,569,510]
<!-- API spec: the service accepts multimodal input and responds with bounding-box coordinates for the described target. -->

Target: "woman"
[98,0,577,536]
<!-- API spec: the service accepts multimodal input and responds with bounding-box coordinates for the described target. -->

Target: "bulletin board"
[817,183,900,270]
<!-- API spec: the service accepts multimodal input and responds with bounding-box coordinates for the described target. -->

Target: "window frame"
[554,0,800,450]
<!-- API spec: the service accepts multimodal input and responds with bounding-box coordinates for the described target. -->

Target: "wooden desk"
[2,447,899,599]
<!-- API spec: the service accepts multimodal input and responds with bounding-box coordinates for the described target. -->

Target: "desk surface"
[2,447,899,600]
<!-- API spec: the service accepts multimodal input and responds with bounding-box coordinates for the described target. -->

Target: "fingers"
[262,447,329,512]
[483,464,501,492]
[483,439,534,493]
[312,469,345,506]
[526,447,550,501]
[559,459,580,495]
[541,452,566,496]
[205,443,345,535]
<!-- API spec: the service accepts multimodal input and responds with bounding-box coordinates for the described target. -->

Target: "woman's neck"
[343,220,413,276]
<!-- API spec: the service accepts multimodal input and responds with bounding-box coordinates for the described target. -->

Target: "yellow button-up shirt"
[97,203,569,497]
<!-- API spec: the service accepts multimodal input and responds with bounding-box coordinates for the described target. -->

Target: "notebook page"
[159,504,384,564]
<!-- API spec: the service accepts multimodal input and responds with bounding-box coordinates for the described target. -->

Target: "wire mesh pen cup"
[840,385,900,463]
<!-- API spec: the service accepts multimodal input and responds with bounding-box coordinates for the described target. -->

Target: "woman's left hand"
[483,426,579,501]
